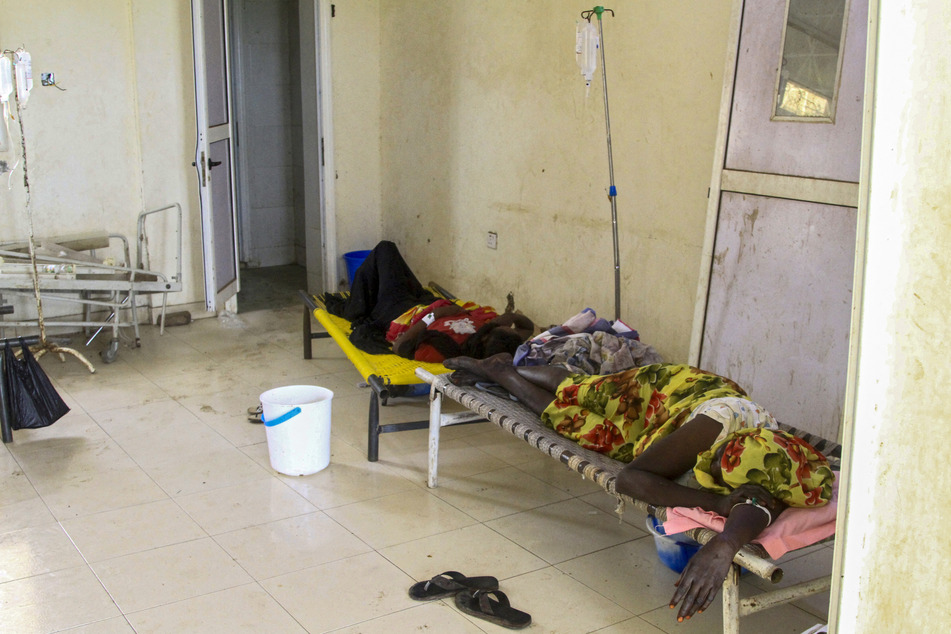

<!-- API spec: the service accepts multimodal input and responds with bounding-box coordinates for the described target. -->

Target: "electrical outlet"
[486,231,498,249]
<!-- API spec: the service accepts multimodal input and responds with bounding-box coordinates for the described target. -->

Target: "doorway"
[230,0,307,312]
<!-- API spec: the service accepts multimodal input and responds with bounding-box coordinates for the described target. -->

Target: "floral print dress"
[540,363,747,463]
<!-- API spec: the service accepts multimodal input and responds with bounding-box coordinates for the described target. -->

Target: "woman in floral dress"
[444,354,835,623]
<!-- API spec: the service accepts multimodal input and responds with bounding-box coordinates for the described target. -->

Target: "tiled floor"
[0,306,832,633]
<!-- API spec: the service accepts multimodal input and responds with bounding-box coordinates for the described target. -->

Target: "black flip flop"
[454,589,532,629]
[408,571,499,601]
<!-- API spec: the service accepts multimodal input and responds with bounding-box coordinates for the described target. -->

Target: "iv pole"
[581,6,620,321]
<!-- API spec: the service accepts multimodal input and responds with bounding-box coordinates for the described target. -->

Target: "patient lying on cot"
[324,240,534,360]
[443,354,835,622]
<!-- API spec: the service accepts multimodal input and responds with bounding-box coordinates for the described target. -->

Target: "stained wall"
[374,1,734,359]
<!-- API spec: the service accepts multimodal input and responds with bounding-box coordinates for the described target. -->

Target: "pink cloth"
[662,480,838,559]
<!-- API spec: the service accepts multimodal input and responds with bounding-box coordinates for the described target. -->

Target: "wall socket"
[486,231,498,249]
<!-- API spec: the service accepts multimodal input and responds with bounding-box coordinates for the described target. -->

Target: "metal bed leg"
[367,389,380,462]
[303,304,313,360]
[427,388,443,488]
[722,564,741,634]
[0,345,12,444]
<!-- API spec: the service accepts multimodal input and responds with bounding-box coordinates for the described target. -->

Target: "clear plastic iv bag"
[14,50,32,107]
[576,21,599,85]
[0,56,13,173]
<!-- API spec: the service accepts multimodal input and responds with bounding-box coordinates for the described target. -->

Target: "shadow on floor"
[238,264,307,314]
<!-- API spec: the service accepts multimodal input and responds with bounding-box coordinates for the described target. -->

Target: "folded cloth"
[513,308,657,370]
[662,478,838,559]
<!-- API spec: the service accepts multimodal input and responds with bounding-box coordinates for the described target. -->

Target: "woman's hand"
[670,487,782,622]
[669,535,737,622]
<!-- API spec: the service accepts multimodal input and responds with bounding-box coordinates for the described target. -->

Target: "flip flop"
[408,571,499,601]
[454,589,531,630]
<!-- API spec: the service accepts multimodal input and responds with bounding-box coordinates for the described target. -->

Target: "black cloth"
[322,241,437,354]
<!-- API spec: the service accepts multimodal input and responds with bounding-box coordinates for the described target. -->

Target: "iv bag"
[577,21,599,84]
[0,111,13,174]
[14,50,32,107]
[0,57,12,105]
[0,57,13,172]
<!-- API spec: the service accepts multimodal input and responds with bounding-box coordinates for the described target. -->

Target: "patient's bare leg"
[444,354,570,415]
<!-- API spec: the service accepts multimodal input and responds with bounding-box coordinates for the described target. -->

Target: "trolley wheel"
[101,340,119,364]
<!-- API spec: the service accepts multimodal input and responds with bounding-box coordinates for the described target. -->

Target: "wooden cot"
[299,289,482,461]
[416,367,841,634]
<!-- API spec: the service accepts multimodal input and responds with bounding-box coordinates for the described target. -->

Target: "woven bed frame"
[416,367,841,634]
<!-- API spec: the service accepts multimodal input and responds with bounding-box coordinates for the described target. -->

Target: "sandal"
[408,571,499,601]
[247,403,263,424]
[454,589,531,629]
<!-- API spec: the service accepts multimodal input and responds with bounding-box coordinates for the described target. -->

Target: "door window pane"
[203,0,230,128]
[774,0,848,121]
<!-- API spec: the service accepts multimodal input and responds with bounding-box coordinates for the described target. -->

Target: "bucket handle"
[262,407,301,427]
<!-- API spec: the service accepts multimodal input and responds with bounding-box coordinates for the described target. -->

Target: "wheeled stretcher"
[0,204,183,362]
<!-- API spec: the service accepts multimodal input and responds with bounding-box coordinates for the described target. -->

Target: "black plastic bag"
[3,339,70,430]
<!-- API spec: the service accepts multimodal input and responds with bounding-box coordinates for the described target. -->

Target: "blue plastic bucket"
[344,250,372,286]
[645,515,701,574]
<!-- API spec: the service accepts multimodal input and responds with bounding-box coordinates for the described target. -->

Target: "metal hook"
[580,7,615,22]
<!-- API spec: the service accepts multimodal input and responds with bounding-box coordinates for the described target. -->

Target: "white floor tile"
[61,499,206,563]
[126,583,307,633]
[91,538,253,613]
[0,565,122,633]
[0,308,833,633]
[214,511,372,580]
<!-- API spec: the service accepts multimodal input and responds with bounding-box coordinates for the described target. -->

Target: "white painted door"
[192,0,240,312]
[696,0,867,441]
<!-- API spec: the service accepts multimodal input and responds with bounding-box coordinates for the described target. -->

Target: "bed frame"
[416,367,841,634]
[299,288,483,461]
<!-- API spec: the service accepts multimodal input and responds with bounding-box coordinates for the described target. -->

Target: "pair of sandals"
[408,570,532,630]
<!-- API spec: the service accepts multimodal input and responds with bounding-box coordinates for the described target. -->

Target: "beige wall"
[0,0,202,311]
[836,1,951,631]
[329,0,383,284]
[374,1,733,359]
[1,0,730,359]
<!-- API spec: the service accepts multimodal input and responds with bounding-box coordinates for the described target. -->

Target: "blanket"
[322,241,437,354]
[662,478,839,559]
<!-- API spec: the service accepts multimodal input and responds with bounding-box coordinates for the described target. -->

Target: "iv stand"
[582,6,620,321]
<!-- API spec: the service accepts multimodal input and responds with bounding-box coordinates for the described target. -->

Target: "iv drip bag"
[0,57,13,173]
[0,57,12,105]
[14,50,32,107]
[576,21,599,84]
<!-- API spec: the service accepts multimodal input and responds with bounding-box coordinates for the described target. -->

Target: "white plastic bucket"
[260,385,333,476]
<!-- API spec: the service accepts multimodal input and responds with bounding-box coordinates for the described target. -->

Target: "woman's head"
[694,428,835,507]
[464,323,526,359]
